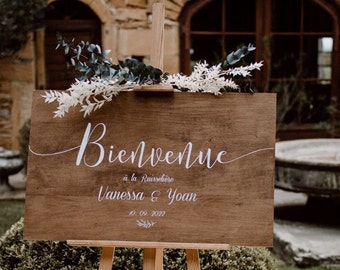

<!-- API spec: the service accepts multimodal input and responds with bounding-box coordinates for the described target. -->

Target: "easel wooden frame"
[67,3,230,269]
[68,240,230,270]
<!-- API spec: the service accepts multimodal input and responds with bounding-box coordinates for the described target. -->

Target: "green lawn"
[0,200,25,236]
[1,200,340,270]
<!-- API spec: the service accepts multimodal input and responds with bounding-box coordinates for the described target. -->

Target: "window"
[318,37,333,84]
[181,0,256,73]
[180,0,340,129]
[269,0,335,124]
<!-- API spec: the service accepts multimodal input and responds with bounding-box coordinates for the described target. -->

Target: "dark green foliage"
[0,202,24,236]
[56,33,163,85]
[0,218,100,270]
[200,248,275,270]
[0,0,48,58]
[223,43,256,68]
[222,43,257,94]
[0,219,276,269]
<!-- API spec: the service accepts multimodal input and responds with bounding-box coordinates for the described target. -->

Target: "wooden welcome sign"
[24,90,276,247]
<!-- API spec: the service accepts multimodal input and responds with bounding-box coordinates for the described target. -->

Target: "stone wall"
[0,81,12,149]
[0,34,34,150]
[0,0,186,151]
[113,0,184,73]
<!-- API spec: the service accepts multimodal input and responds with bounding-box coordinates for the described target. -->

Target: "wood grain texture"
[67,240,230,250]
[186,249,200,270]
[25,91,276,247]
[150,3,165,69]
[98,247,115,270]
[143,248,163,270]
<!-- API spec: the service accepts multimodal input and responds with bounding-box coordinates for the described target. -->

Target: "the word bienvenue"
[29,122,274,169]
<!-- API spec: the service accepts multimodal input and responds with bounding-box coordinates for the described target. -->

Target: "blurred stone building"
[1,0,340,149]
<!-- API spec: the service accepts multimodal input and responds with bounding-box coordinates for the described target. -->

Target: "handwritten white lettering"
[167,188,198,205]
[76,123,106,167]
[141,174,174,183]
[29,122,274,169]
[76,123,229,169]
[98,185,145,202]
[150,190,161,202]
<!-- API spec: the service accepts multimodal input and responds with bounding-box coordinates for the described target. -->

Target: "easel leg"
[186,249,200,270]
[99,246,115,270]
[143,248,163,270]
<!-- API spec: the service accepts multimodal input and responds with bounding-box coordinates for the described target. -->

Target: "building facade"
[1,0,340,149]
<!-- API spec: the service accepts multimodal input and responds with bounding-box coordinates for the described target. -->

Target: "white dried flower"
[42,77,135,118]
[42,60,263,117]
[163,61,239,95]
[226,61,263,77]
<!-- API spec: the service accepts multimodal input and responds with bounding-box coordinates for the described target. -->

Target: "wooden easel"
[67,241,198,270]
[68,3,229,269]
[68,240,230,270]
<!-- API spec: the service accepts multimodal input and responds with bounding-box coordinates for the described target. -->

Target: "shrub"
[0,219,276,269]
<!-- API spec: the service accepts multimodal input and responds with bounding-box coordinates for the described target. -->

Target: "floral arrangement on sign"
[43,33,263,118]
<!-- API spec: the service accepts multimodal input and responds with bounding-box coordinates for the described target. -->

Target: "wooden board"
[24,91,276,247]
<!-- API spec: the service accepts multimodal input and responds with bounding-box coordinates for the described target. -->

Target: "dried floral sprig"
[163,61,263,95]
[225,62,263,77]
[43,36,263,117]
[42,77,135,118]
[43,58,262,117]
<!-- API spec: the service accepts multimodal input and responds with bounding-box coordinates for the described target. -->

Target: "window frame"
[179,0,340,130]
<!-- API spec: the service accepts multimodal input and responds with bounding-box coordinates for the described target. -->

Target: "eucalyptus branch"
[56,32,162,84]
[222,43,256,67]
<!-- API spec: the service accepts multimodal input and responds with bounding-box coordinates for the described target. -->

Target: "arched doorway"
[44,0,102,89]
[180,0,340,138]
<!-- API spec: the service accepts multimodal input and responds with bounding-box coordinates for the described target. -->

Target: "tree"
[0,0,48,58]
